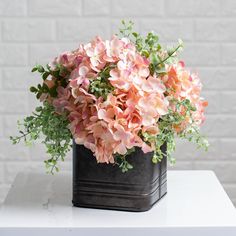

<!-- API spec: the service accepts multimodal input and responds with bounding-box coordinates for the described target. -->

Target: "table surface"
[0,170,236,235]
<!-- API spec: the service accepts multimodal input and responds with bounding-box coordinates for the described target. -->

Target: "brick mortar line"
[0,14,236,18]
[0,21,2,42]
[80,0,85,16]
[26,0,29,16]
[1,16,236,20]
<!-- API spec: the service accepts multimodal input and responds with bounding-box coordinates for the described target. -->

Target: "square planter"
[72,143,167,212]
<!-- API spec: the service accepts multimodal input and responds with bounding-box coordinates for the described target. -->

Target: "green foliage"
[10,103,72,174]
[142,98,209,165]
[118,21,183,76]
[89,65,115,99]
[179,126,209,151]
[30,64,69,99]
[119,20,134,38]
[10,21,208,175]
[118,21,208,166]
[114,148,135,173]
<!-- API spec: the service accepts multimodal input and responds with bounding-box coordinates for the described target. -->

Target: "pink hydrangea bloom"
[162,62,207,132]
[47,35,207,164]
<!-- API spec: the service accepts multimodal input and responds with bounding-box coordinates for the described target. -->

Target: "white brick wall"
[0,0,236,207]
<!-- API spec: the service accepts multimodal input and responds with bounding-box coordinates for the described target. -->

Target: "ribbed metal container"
[72,143,167,212]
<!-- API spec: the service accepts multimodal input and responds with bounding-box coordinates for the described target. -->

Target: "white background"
[0,0,235,206]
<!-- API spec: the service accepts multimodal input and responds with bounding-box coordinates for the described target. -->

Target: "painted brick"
[28,142,72,162]
[199,68,236,90]
[195,20,236,42]
[0,139,30,162]
[3,115,26,137]
[201,91,220,114]
[0,92,29,114]
[221,44,236,66]
[28,93,42,111]
[220,139,236,160]
[181,43,220,66]
[165,0,221,16]
[173,138,220,161]
[3,20,55,42]
[0,69,2,89]
[141,19,194,42]
[221,0,236,16]
[28,0,82,16]
[2,67,33,90]
[0,44,28,66]
[111,19,141,35]
[0,116,3,139]
[202,115,236,137]
[83,0,110,15]
[0,0,27,16]
[111,0,164,16]
[220,92,236,114]
[29,43,77,66]
[28,142,53,161]
[57,19,110,42]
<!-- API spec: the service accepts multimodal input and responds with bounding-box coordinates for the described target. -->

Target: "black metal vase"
[72,143,167,212]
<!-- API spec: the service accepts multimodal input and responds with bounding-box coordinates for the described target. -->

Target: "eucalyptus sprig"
[118,20,183,76]
[30,64,69,99]
[10,103,72,174]
[89,65,115,99]
[114,148,135,173]
[10,20,208,175]
[142,98,209,165]
[119,20,134,38]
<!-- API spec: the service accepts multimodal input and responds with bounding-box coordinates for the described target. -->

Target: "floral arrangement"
[11,21,208,173]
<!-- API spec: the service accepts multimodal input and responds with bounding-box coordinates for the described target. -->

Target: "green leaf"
[141,50,149,58]
[152,156,158,164]
[126,163,133,170]
[31,67,38,72]
[10,102,72,175]
[36,92,41,99]
[150,53,159,65]
[178,38,184,47]
[42,71,50,80]
[35,106,42,112]
[31,65,45,73]
[30,86,38,93]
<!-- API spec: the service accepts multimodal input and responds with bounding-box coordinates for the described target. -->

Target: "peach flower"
[46,35,207,164]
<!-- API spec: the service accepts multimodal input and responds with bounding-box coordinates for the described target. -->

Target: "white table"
[0,171,236,236]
